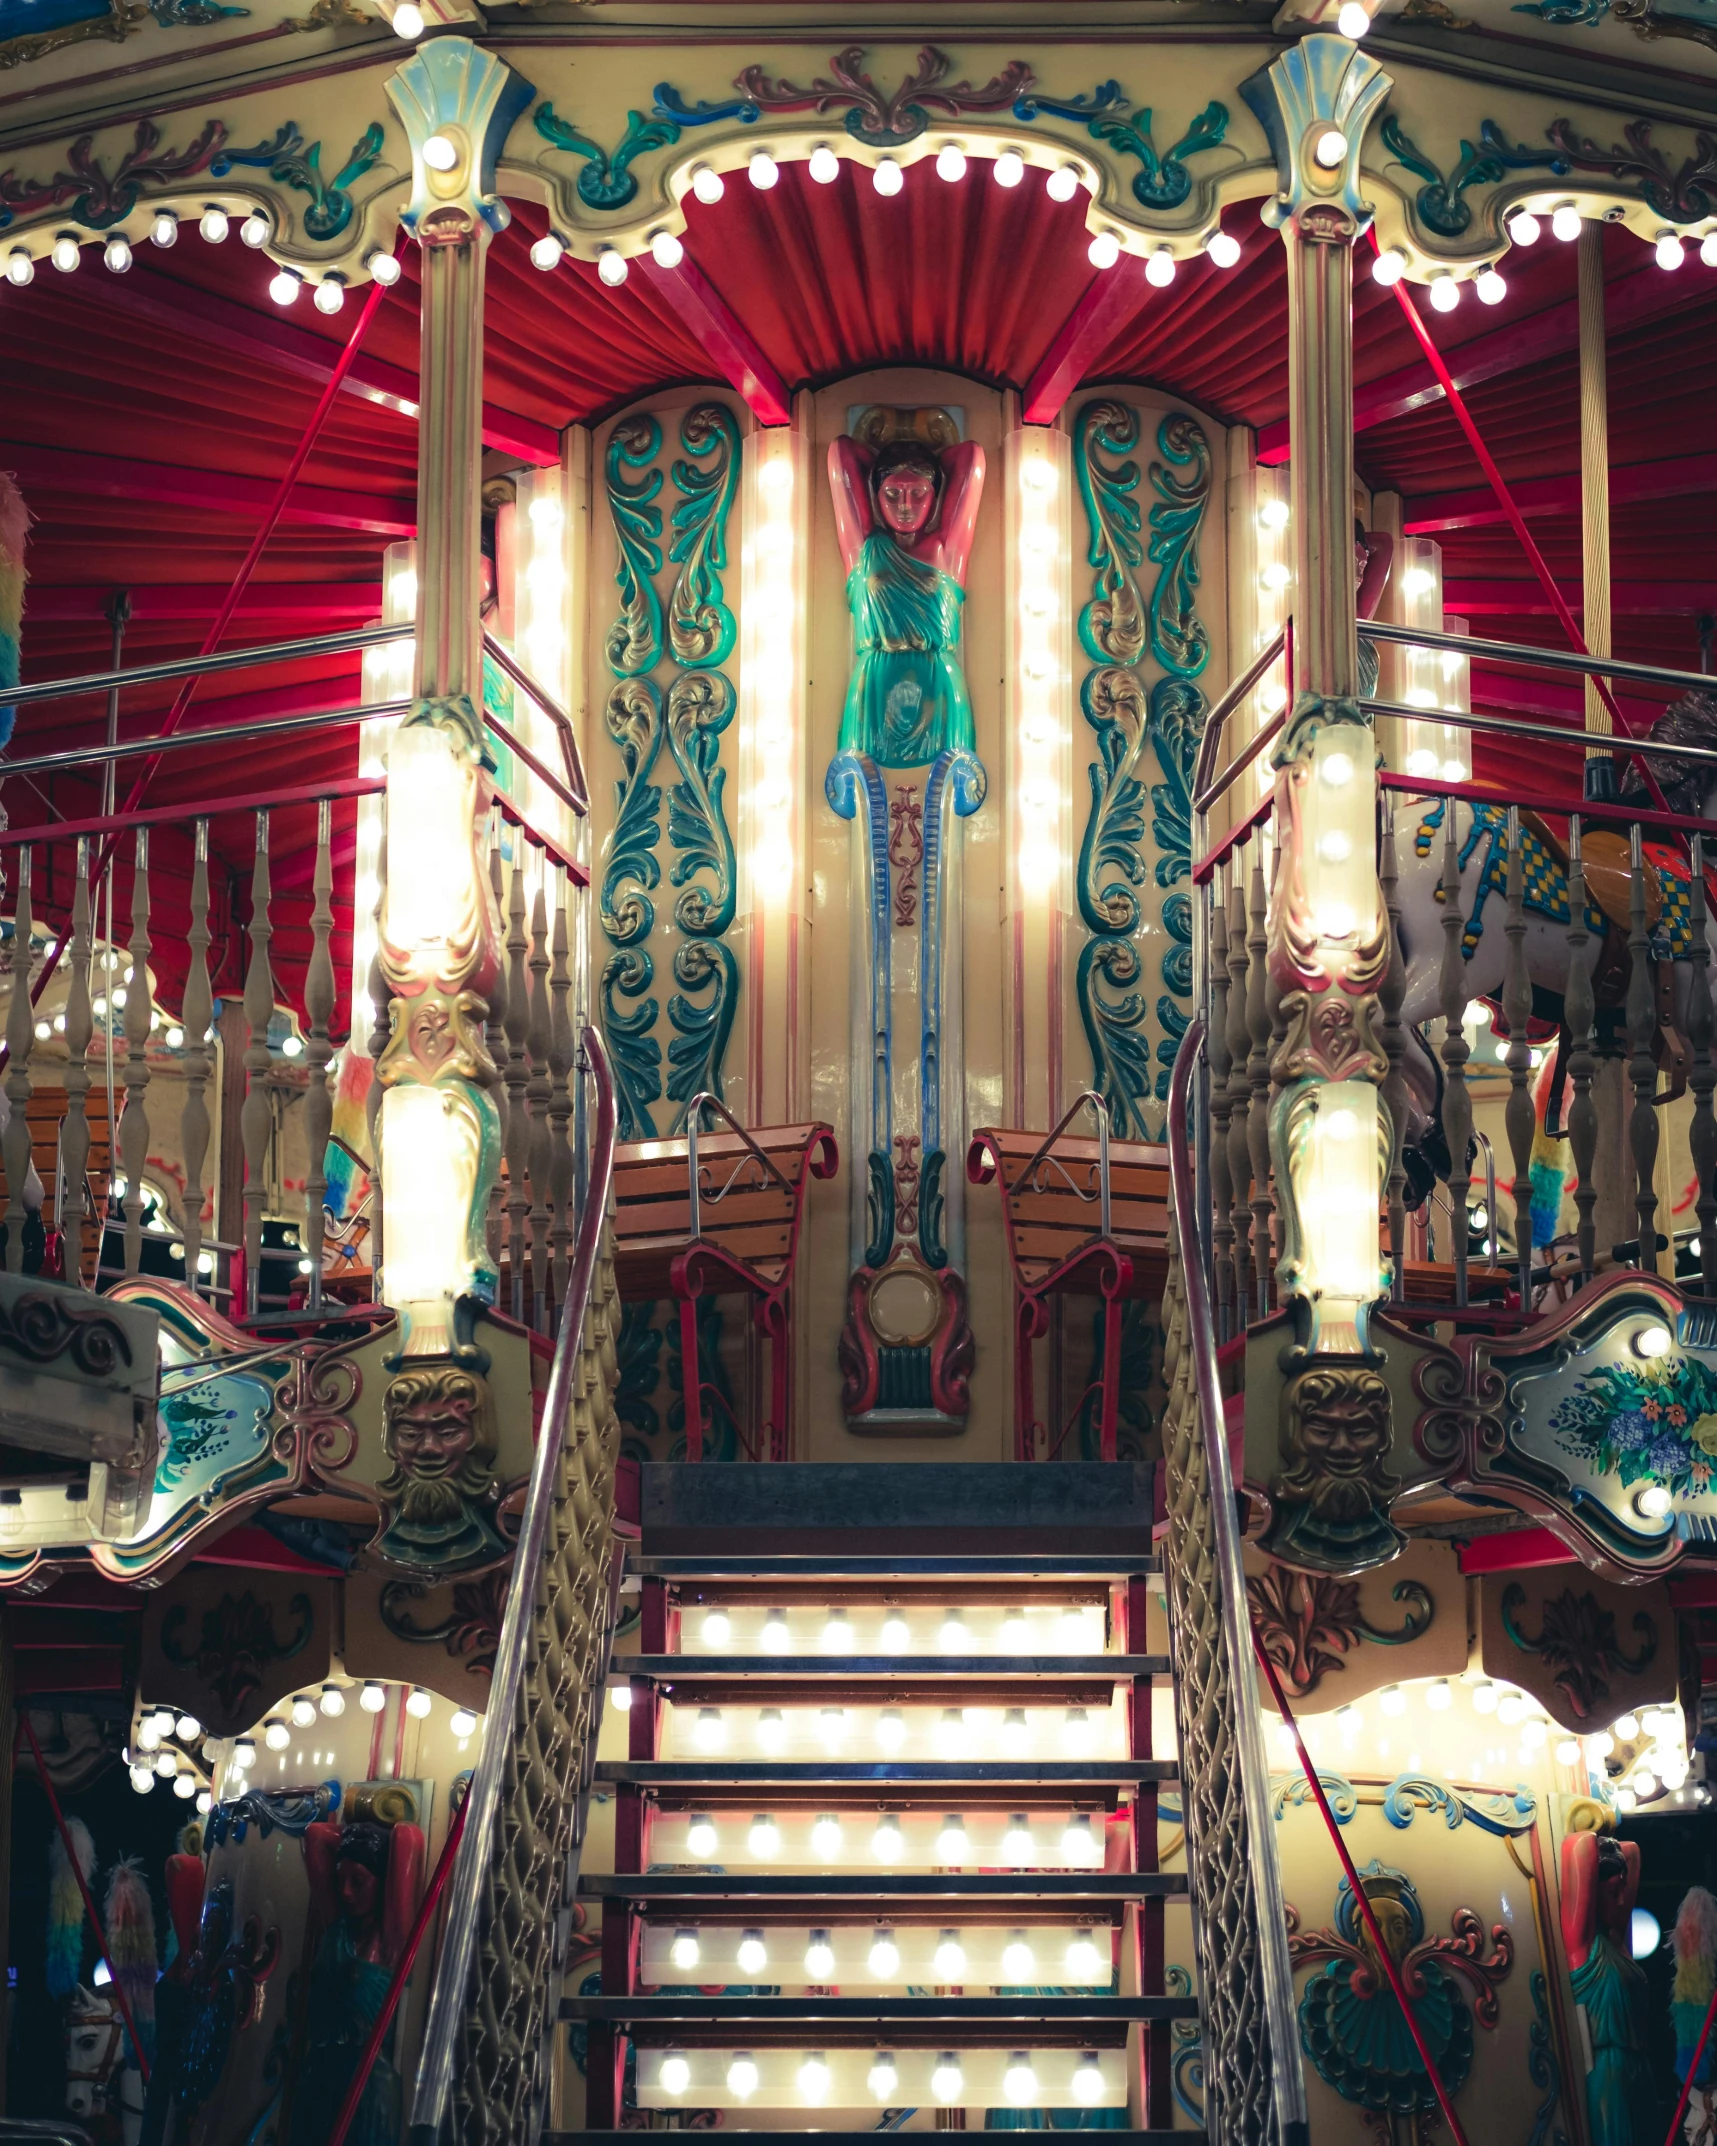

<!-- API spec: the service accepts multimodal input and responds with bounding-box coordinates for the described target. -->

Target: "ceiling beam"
[97,271,561,468]
[1258,259,1678,462]
[25,583,383,624]
[634,255,793,428]
[0,444,414,538]
[1021,266,1149,426]
[1447,578,1717,616]
[1404,451,1717,532]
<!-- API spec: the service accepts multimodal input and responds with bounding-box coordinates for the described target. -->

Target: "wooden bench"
[612,1099,837,1462]
[967,1094,1171,1463]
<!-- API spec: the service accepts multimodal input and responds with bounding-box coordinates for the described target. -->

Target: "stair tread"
[596,1761,1177,1784]
[562,1995,1198,2022]
[581,1873,1187,1899]
[626,1556,1161,1577]
[617,1655,1169,1679]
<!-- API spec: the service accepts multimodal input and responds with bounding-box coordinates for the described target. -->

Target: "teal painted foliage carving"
[212,120,383,242]
[1014,86,1230,210]
[668,403,742,669]
[665,671,736,937]
[605,416,666,678]
[535,104,683,211]
[600,677,665,1139]
[1379,111,1565,238]
[1073,403,1212,1135]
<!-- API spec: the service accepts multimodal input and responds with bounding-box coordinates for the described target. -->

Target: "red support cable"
[20,1713,152,2084]
[1253,1636,1472,2146]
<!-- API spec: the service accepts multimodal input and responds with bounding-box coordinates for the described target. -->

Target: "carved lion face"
[1278,1365,1397,1521]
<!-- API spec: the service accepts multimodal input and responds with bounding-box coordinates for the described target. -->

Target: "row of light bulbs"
[660,1923,1109,1983]
[650,2046,1109,2106]
[680,1604,1105,1652]
[677,1701,1104,1758]
[1375,206,1717,312]
[676,1807,1102,1865]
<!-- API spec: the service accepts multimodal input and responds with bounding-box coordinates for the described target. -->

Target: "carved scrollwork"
[1248,1561,1434,1697]
[0,1289,132,1376]
[1500,1581,1658,1719]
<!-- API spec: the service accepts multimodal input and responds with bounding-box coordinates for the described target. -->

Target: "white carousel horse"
[64,1985,141,2146]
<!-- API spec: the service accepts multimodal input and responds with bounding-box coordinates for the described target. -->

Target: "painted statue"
[286,1815,426,2146]
[142,1866,279,2140]
[826,407,985,1430]
[375,1361,509,1572]
[1673,1886,1717,2144]
[1561,1830,1650,2146]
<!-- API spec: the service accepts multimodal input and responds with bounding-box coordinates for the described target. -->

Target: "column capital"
[1241,34,1392,232]
[386,37,534,243]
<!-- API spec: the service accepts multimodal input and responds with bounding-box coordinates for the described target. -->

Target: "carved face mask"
[876,467,937,537]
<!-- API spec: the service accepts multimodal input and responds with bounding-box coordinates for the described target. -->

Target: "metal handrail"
[481,628,590,816]
[0,699,411,782]
[1191,625,1288,804]
[1166,1017,1308,2146]
[685,1090,795,1239]
[406,1023,617,2140]
[1016,1089,1114,1238]
[0,621,413,708]
[1364,617,1717,697]
[1360,695,1717,769]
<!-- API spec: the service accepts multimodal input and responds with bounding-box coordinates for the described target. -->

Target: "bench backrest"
[612,1121,837,1294]
[968,1126,1171,1295]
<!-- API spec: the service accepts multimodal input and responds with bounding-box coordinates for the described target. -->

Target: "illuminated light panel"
[635,2047,1127,2109]
[1011,425,1070,909]
[352,539,418,1047]
[743,421,805,914]
[661,1698,1122,1761]
[1394,535,1469,784]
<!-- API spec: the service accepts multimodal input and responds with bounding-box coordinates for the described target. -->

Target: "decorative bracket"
[386,36,534,240]
[1240,32,1392,229]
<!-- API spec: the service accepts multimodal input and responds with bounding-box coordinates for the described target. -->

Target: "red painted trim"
[1448,579,1717,617]
[25,583,383,625]
[1456,1526,1578,1575]
[190,1520,337,1573]
[1406,452,1717,534]
[0,443,414,538]
[633,255,793,428]
[1668,1572,1717,1608]
[1021,264,1148,425]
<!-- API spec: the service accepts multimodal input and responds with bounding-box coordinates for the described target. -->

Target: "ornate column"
[379,42,533,1360]
[1242,38,1399,1568]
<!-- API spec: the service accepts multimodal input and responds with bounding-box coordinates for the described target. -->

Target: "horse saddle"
[1521,812,1662,1008]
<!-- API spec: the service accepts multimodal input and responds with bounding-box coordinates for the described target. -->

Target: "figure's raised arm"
[383,1822,427,1967]
[937,441,986,585]
[828,435,874,576]
[303,1820,342,1928]
[1560,1828,1598,1965]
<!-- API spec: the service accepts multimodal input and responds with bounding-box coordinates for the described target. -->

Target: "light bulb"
[1003,1814,1034,1863]
[316,1683,344,1717]
[1004,2053,1039,2106]
[1703,233,1717,266]
[1145,248,1176,287]
[4,248,32,285]
[811,1812,843,1858]
[269,268,301,307]
[873,156,904,196]
[877,1708,907,1753]
[359,1680,386,1714]
[1062,1811,1096,1864]
[366,247,401,285]
[1616,1712,1640,1739]
[994,149,1025,187]
[450,1708,478,1737]
[804,1930,836,1979]
[1372,247,1406,286]
[670,1927,700,1971]
[1521,1716,1547,1748]
[1637,1483,1673,1520]
[1508,210,1541,245]
[597,248,629,287]
[1002,1931,1035,1979]
[145,210,177,250]
[873,1813,904,1860]
[649,230,684,268]
[934,1929,967,1978]
[758,1709,787,1753]
[1636,1768,1658,1797]
[868,2053,900,2100]
[1635,1324,1673,1359]
[809,144,841,184]
[104,236,132,273]
[934,142,968,182]
[196,1790,213,1815]
[199,205,229,244]
[823,1611,855,1651]
[691,165,724,205]
[761,1609,790,1650]
[1064,1705,1094,1756]
[1588,1731,1615,1760]
[881,1610,910,1650]
[1475,267,1507,304]
[52,233,80,272]
[1427,1679,1452,1711]
[1262,559,1293,592]
[932,2053,965,2103]
[738,1930,768,1975]
[1002,1708,1031,1757]
[264,1717,290,1751]
[406,1687,432,1719]
[748,150,779,190]
[1206,229,1242,267]
[1321,750,1355,787]
[130,1766,155,1794]
[1001,1610,1030,1651]
[1314,128,1348,168]
[1338,0,1371,28]
[1066,1931,1104,1980]
[1552,204,1582,240]
[529,233,564,272]
[687,1813,718,1857]
[701,1608,731,1647]
[936,1815,970,1863]
[660,2051,691,2097]
[798,2052,831,2103]
[748,1813,781,1858]
[1318,829,1353,865]
[1073,2052,1105,2105]
[1379,1685,1406,1717]
[694,1707,726,1752]
[938,1614,970,1652]
[240,212,269,248]
[1617,1786,1638,1811]
[1429,276,1460,312]
[1471,1679,1497,1713]
[391,0,422,30]
[869,1929,900,1975]
[421,134,458,172]
[229,1738,256,1770]
[1088,231,1121,270]
[937,1708,969,1757]
[176,1713,201,1740]
[1556,1738,1582,1766]
[819,1707,848,1747]
[725,2051,758,2098]
[1048,162,1081,202]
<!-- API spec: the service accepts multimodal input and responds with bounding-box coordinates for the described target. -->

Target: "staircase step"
[581,1872,1187,1901]
[562,1995,1198,2024]
[618,1655,1168,1681]
[628,1555,1160,1578]
[596,1760,1176,1787]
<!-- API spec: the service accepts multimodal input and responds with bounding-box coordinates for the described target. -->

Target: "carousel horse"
[64,1986,142,2146]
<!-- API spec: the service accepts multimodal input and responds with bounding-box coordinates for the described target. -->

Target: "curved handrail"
[406,1022,618,2140]
[1165,1017,1308,2146]
[1022,1090,1113,1237]
[1191,624,1288,805]
[684,1090,798,1237]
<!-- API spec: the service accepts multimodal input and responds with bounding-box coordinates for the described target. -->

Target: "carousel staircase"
[553,1463,1200,2142]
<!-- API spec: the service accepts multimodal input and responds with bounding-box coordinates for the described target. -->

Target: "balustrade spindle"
[503,853,530,1320]
[1565,816,1600,1285]
[180,824,213,1298]
[1503,808,1535,1310]
[526,865,553,1327]
[303,798,335,1311]
[1379,803,1408,1295]
[1438,805,1474,1309]
[485,814,506,1272]
[1246,842,1272,1318]
[61,843,93,1285]
[1688,833,1717,1298]
[242,812,275,1318]
[547,868,575,1317]
[120,831,153,1279]
[2,850,34,1274]
[1226,866,1253,1325]
[1208,868,1235,1341]
[1626,821,1660,1270]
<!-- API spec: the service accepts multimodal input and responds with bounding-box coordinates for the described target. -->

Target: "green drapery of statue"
[839,528,975,768]
[1562,1830,1651,2146]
